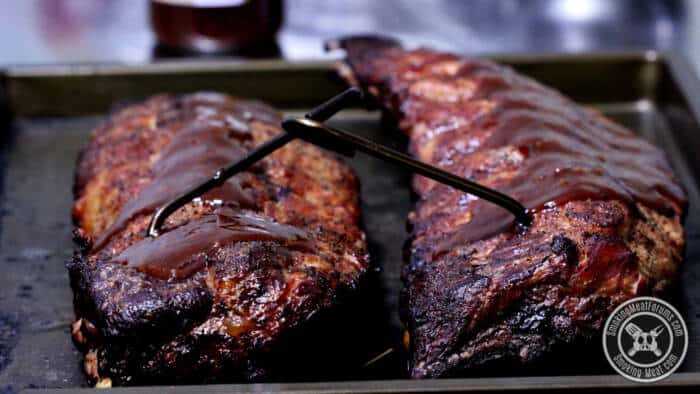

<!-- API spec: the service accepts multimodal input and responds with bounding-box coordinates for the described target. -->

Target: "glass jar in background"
[150,0,283,56]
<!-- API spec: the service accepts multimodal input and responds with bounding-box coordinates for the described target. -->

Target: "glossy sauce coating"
[90,95,316,280]
[385,52,684,252]
[93,97,282,252]
[436,86,685,250]
[114,207,311,279]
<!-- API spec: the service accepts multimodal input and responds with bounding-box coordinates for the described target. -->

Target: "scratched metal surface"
[0,55,699,392]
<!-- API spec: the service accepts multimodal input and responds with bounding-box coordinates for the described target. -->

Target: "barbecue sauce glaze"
[114,208,310,280]
[384,53,687,254]
[94,94,310,279]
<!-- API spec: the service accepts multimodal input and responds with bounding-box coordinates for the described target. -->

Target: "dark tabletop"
[0,0,697,71]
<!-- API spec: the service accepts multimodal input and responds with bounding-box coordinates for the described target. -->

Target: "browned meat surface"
[335,37,686,378]
[68,93,368,385]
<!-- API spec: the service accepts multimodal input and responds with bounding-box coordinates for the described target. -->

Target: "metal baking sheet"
[1,53,700,393]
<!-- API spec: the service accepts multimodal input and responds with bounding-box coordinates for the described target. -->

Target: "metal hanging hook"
[146,87,364,237]
[281,117,531,226]
[146,87,530,237]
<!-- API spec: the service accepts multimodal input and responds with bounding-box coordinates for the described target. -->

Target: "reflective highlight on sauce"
[394,54,686,253]
[94,95,280,251]
[94,94,313,280]
[114,208,311,280]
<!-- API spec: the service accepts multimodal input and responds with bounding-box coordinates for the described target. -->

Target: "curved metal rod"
[146,132,293,237]
[146,86,531,237]
[146,87,363,237]
[282,118,531,227]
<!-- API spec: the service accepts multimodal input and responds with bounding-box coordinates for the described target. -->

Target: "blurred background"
[0,0,697,67]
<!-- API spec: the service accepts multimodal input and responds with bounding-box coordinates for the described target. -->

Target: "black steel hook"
[146,87,530,237]
[282,117,531,226]
[146,87,363,237]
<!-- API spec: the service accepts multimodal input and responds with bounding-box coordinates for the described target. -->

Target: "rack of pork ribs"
[69,93,369,385]
[335,37,686,378]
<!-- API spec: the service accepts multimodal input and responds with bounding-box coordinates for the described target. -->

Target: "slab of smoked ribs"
[68,93,368,385]
[335,37,687,378]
